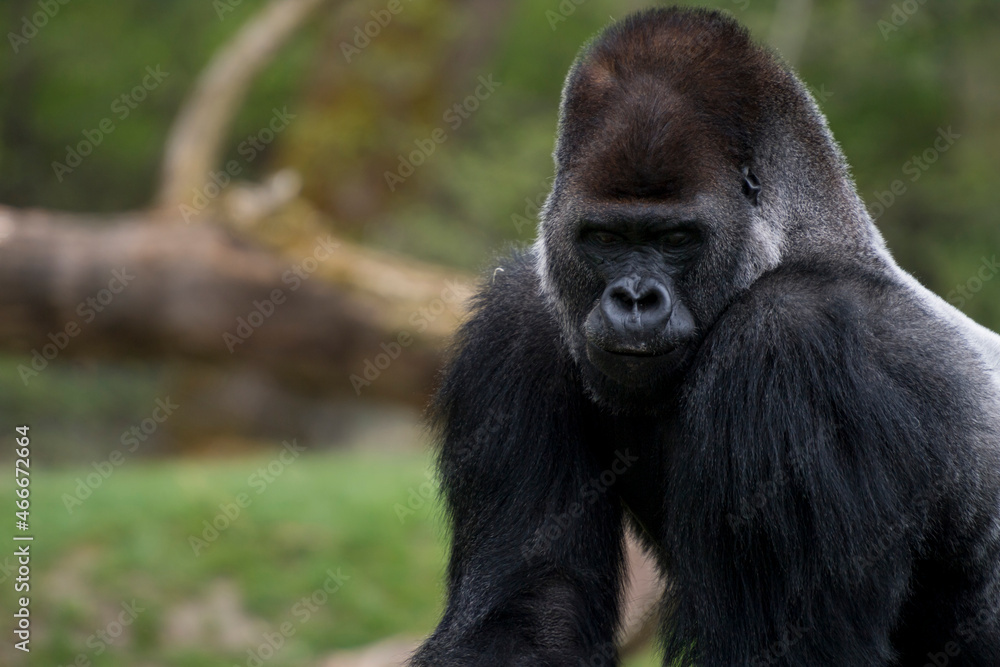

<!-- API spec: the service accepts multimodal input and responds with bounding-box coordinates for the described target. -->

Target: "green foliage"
[0,448,665,665]
[0,450,445,665]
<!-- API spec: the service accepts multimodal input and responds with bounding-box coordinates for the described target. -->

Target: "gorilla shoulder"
[450,251,568,366]
[432,250,585,438]
[689,260,993,435]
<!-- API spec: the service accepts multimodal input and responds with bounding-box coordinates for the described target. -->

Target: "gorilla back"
[413,8,1000,667]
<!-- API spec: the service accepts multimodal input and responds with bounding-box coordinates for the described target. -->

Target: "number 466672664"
[15,426,30,520]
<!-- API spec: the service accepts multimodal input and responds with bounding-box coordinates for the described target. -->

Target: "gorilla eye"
[661,230,694,247]
[585,230,622,246]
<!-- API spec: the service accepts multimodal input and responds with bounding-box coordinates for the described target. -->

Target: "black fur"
[417,254,626,665]
[412,7,1000,666]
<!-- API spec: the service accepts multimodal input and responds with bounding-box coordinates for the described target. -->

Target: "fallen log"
[0,205,471,404]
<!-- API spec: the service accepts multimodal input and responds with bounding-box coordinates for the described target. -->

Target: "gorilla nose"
[600,276,673,337]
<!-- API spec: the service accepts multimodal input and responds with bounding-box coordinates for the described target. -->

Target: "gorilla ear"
[741,165,761,206]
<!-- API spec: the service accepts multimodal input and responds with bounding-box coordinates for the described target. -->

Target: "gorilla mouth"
[600,347,664,358]
[585,341,688,385]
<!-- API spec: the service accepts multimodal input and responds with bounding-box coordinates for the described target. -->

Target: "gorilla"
[412,7,1000,666]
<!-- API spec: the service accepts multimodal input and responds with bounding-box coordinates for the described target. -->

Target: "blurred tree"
[281,0,511,230]
[0,0,476,416]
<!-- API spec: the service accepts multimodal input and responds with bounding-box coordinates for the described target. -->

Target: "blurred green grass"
[0,450,662,666]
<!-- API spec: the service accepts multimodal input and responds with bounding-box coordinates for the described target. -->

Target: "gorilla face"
[575,205,700,387]
[538,159,778,411]
[546,193,756,408]
[539,162,768,409]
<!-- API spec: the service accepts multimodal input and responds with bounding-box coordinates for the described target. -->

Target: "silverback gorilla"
[412,7,1000,666]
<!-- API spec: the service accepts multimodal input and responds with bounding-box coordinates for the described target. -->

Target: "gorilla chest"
[596,413,673,539]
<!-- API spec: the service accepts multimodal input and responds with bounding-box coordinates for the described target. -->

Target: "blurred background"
[0,0,997,665]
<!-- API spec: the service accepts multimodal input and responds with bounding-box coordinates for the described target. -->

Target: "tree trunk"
[0,205,470,404]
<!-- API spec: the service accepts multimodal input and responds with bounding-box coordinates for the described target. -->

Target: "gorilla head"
[536,9,876,407]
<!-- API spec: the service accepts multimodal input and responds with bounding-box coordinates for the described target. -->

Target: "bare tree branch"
[156,0,329,209]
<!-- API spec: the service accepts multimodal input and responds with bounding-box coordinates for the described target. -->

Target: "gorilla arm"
[662,264,998,667]
[412,253,626,666]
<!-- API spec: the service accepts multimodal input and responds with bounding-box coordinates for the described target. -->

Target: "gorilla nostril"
[609,287,636,309]
[636,292,659,311]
